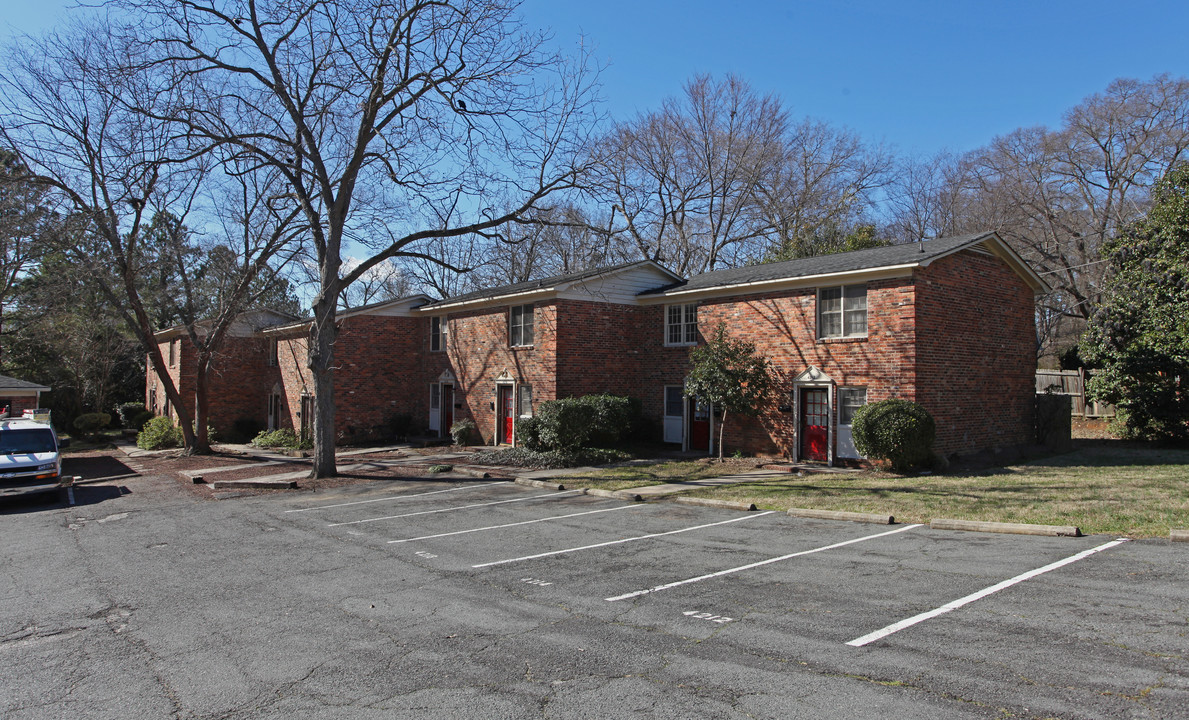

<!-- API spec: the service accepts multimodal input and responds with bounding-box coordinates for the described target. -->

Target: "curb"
[675,497,756,512]
[210,478,299,490]
[930,518,1081,537]
[1172,529,1188,543]
[582,487,644,502]
[788,508,894,525]
[515,478,566,491]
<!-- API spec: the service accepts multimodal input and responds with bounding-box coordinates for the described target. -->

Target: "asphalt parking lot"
[3,469,1186,719]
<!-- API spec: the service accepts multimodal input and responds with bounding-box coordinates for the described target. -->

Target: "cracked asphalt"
[2,463,1186,719]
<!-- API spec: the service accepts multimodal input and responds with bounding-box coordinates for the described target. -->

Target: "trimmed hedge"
[523,394,639,452]
[251,428,310,450]
[851,398,936,472]
[73,412,112,436]
[114,402,147,428]
[137,416,183,450]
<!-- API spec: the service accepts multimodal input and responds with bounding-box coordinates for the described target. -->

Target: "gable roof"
[262,294,435,334]
[154,308,302,340]
[418,260,681,311]
[0,374,51,393]
[642,231,1048,299]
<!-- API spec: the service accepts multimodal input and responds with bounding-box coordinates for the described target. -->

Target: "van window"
[0,428,57,453]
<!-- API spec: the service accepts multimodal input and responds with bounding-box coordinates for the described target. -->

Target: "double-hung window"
[665,303,698,346]
[510,304,534,347]
[838,388,867,425]
[430,316,447,352]
[818,284,867,338]
[518,384,533,417]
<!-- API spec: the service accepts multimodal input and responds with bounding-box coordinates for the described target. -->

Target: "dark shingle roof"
[641,232,999,296]
[0,374,51,392]
[419,260,674,309]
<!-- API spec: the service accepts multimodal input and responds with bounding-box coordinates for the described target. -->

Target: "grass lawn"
[567,444,1189,538]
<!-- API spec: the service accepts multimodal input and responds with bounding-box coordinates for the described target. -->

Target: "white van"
[0,416,66,499]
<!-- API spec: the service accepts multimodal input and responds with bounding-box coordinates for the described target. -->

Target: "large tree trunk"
[308,296,338,478]
[191,355,213,455]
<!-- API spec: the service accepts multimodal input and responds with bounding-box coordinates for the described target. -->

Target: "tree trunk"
[190,355,212,455]
[718,409,728,461]
[308,296,339,478]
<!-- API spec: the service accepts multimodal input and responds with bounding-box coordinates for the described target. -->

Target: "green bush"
[251,428,310,449]
[137,416,183,450]
[531,394,639,451]
[851,398,936,472]
[515,415,545,451]
[449,418,476,446]
[114,402,147,428]
[128,410,154,432]
[73,412,112,436]
[473,446,631,469]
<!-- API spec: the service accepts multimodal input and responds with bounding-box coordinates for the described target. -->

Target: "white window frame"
[838,387,867,426]
[818,284,868,339]
[665,303,698,346]
[509,304,534,347]
[518,383,533,418]
[430,316,447,352]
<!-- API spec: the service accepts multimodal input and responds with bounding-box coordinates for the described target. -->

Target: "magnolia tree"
[684,323,774,460]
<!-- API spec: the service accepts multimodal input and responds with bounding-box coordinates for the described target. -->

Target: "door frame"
[496,382,515,445]
[792,382,833,466]
[662,385,685,445]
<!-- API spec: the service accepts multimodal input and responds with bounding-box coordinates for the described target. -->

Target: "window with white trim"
[518,384,533,417]
[430,316,447,352]
[838,388,867,425]
[510,304,534,347]
[665,303,698,345]
[818,284,867,338]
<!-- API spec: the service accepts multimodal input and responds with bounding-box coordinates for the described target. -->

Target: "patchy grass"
[571,444,1189,537]
[59,429,125,453]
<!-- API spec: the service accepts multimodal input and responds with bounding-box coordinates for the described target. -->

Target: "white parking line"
[326,489,582,527]
[284,481,509,513]
[846,537,1129,647]
[605,524,923,602]
[388,504,637,544]
[472,512,778,568]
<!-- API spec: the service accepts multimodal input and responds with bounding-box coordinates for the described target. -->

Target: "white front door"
[836,388,867,459]
[663,386,684,444]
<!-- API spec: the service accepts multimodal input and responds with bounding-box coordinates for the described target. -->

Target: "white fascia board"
[412,287,560,314]
[636,264,917,304]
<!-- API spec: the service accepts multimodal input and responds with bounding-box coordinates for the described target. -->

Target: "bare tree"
[121,0,600,476]
[0,18,303,453]
[596,74,787,275]
[760,119,893,260]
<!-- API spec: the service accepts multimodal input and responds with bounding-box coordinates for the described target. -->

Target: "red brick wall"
[438,302,558,444]
[629,278,918,458]
[145,335,279,438]
[913,250,1037,455]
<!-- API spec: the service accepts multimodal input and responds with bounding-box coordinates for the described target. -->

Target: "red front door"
[499,385,515,444]
[801,388,828,462]
[690,398,710,451]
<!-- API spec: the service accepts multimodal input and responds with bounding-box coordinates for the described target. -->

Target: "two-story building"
[147,231,1047,463]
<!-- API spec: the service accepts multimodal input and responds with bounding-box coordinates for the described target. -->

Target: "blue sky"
[3,0,1185,157]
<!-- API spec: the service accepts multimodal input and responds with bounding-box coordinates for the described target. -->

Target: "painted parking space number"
[520,578,553,586]
[684,610,734,624]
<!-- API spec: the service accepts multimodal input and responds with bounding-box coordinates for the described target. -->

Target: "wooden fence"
[1035,369,1116,418]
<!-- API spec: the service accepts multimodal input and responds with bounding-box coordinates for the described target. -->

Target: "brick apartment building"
[147,231,1048,464]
